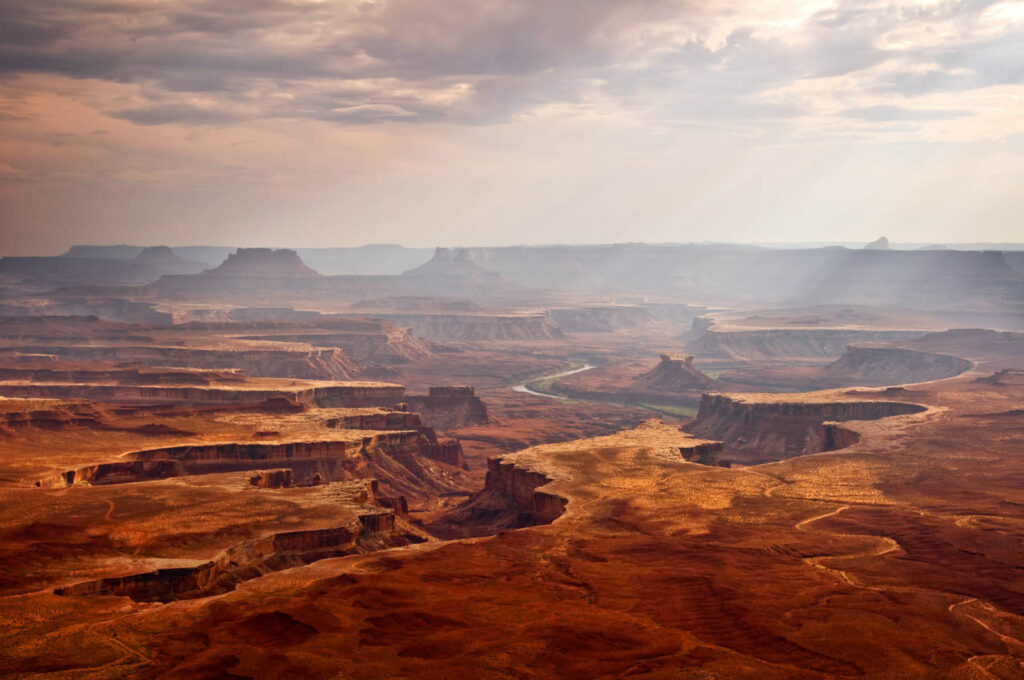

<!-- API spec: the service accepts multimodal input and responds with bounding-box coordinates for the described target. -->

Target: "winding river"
[512,363,595,400]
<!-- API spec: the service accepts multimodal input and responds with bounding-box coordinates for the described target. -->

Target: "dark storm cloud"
[112,103,245,125]
[0,0,1021,126]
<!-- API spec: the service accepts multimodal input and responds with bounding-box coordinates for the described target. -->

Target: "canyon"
[0,243,1021,679]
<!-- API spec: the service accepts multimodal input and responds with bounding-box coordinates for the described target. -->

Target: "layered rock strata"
[685,393,925,460]
[405,386,489,430]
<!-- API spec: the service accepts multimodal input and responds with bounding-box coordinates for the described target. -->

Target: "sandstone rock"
[636,354,718,392]
[249,468,295,489]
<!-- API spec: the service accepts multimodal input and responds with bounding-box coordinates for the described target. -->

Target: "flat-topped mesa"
[234,317,432,366]
[132,246,192,266]
[636,353,718,392]
[55,510,421,602]
[0,366,247,386]
[206,248,322,278]
[545,305,655,332]
[324,410,424,430]
[378,313,564,341]
[0,344,358,381]
[685,393,926,462]
[38,408,472,489]
[687,328,927,361]
[406,386,489,430]
[37,429,424,488]
[825,345,972,385]
[0,381,404,407]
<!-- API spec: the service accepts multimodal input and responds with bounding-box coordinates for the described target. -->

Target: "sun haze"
[2,0,1023,253]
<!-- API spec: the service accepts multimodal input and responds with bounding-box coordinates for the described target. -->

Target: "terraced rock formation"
[685,392,926,462]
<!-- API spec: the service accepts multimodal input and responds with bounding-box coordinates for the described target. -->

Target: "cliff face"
[679,441,725,466]
[405,386,489,430]
[545,306,655,332]
[40,425,468,492]
[0,381,403,407]
[374,314,564,342]
[249,468,295,489]
[685,393,925,460]
[239,321,432,366]
[825,346,972,385]
[324,411,423,430]
[419,438,465,468]
[0,366,246,386]
[3,344,358,380]
[821,423,861,451]
[435,454,567,536]
[482,458,566,526]
[0,299,175,324]
[55,515,421,602]
[688,329,926,361]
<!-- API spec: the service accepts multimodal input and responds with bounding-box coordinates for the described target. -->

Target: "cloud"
[0,0,1021,130]
[838,104,971,121]
[112,103,245,126]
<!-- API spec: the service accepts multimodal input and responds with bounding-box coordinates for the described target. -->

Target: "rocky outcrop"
[0,404,106,431]
[483,458,566,526]
[685,393,926,460]
[324,411,424,430]
[679,441,725,466]
[358,511,395,533]
[636,354,718,392]
[40,459,185,487]
[420,438,465,468]
[249,468,295,489]
[821,423,860,451]
[405,386,489,430]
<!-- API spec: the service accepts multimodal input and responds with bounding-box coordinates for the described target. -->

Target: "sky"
[0,0,1022,255]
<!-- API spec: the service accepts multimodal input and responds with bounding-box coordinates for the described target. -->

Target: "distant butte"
[206,248,323,278]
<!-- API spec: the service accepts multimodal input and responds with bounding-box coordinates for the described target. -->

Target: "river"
[511,363,594,400]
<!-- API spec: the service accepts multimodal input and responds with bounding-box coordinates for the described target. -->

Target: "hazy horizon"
[2,1,1022,255]
[10,238,1024,259]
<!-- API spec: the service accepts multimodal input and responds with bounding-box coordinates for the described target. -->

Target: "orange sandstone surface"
[2,370,1021,678]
